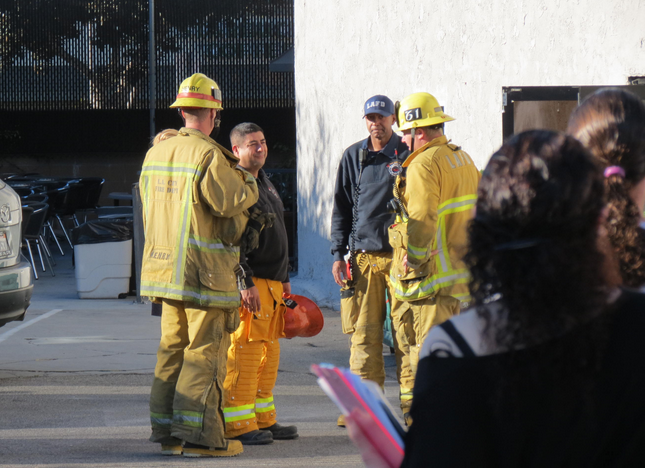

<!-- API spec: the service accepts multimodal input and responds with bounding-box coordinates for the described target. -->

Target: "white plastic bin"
[74,239,132,299]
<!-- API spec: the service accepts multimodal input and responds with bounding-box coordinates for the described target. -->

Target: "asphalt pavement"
[0,249,401,467]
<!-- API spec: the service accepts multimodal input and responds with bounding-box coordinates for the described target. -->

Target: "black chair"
[6,173,42,180]
[12,187,33,198]
[74,177,105,224]
[24,193,49,204]
[21,202,54,279]
[52,181,84,248]
[21,206,34,243]
[6,181,36,191]
[24,194,55,266]
[32,183,68,255]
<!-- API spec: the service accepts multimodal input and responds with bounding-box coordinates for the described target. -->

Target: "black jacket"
[240,169,290,288]
[330,132,409,262]
[402,289,645,468]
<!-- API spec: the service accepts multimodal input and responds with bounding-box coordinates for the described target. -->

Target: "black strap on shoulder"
[439,321,476,357]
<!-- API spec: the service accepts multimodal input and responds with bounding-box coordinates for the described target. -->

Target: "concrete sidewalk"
[0,249,401,467]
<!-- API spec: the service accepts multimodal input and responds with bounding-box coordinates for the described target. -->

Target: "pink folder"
[311,363,405,468]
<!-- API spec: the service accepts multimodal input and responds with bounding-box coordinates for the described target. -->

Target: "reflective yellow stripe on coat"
[139,128,258,308]
[140,160,198,286]
[389,136,481,303]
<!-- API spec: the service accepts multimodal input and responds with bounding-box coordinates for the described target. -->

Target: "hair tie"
[604,166,625,178]
[493,238,549,251]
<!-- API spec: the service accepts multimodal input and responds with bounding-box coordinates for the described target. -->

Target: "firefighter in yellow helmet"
[140,73,258,458]
[389,92,480,378]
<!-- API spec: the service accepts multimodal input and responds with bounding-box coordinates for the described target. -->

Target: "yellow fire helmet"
[397,92,455,132]
[170,73,223,109]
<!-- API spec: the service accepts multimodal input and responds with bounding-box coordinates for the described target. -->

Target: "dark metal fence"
[0,0,294,110]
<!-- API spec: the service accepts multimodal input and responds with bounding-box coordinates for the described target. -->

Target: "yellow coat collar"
[179,127,238,163]
[402,135,449,168]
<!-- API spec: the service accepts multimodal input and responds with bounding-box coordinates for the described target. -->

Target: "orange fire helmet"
[283,293,324,339]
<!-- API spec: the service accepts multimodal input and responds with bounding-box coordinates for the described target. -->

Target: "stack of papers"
[311,363,405,467]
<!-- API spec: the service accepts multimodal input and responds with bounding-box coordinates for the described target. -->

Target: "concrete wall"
[292,0,645,306]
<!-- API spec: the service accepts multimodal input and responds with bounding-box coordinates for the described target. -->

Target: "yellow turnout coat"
[139,127,258,308]
[389,135,480,303]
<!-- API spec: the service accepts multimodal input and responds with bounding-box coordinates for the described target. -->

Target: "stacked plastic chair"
[73,177,105,225]
[21,202,55,279]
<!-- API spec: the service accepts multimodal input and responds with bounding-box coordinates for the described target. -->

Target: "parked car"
[0,181,33,327]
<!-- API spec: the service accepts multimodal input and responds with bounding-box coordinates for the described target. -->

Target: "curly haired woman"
[401,130,644,468]
[567,88,645,288]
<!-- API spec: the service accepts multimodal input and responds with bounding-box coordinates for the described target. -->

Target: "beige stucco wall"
[293,0,645,304]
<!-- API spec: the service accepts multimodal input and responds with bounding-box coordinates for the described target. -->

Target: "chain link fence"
[0,0,294,110]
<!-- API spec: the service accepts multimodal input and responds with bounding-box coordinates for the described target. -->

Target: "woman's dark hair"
[465,130,609,351]
[567,88,645,287]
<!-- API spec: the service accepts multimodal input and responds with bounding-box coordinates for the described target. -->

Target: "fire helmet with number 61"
[397,92,455,132]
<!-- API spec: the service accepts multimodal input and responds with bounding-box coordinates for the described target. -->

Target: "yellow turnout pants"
[340,252,414,403]
[393,294,460,375]
[149,299,232,448]
[223,278,286,438]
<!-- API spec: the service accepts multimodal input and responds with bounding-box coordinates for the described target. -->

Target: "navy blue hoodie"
[331,131,409,262]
